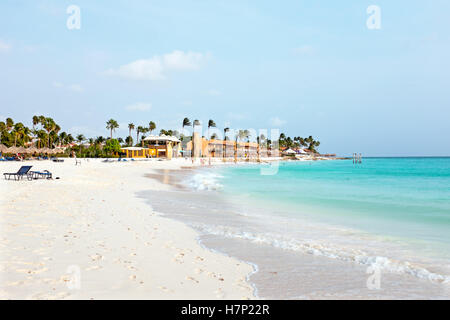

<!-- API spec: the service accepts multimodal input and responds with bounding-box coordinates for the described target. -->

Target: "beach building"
[186,133,260,159]
[119,147,149,158]
[118,134,181,159]
[144,135,181,159]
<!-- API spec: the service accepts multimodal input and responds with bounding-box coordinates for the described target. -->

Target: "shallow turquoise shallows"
[218,158,450,254]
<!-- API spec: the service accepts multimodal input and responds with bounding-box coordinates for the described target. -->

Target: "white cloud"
[163,50,205,70]
[0,40,11,53]
[106,50,209,81]
[125,102,152,111]
[208,89,222,96]
[270,117,287,127]
[293,45,315,55]
[107,58,164,81]
[68,84,84,92]
[52,82,84,93]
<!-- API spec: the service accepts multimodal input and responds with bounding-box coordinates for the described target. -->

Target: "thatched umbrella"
[6,146,19,154]
[0,144,8,153]
[42,147,51,154]
[26,147,38,154]
[17,146,27,154]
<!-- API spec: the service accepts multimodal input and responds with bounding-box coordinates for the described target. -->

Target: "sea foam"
[192,223,450,285]
[186,172,224,191]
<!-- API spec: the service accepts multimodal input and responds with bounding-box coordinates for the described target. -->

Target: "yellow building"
[119,147,150,158]
[118,135,181,159]
[186,136,259,159]
[143,135,181,160]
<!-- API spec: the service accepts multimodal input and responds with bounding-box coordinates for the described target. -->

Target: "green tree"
[43,117,56,148]
[125,135,133,146]
[136,126,144,146]
[149,121,156,134]
[6,118,14,131]
[182,118,191,129]
[103,138,121,155]
[106,119,119,139]
[12,123,25,147]
[207,119,216,140]
[128,123,135,138]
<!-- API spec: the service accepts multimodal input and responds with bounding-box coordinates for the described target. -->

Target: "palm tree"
[76,134,85,145]
[67,134,74,144]
[43,117,56,148]
[106,119,119,139]
[136,126,144,146]
[181,118,191,155]
[76,134,85,156]
[12,123,24,147]
[125,135,133,146]
[0,121,6,144]
[51,124,60,148]
[234,131,241,162]
[32,116,40,144]
[207,119,216,140]
[32,115,39,129]
[6,118,14,131]
[305,136,320,153]
[223,127,229,159]
[149,121,156,135]
[182,118,191,130]
[59,132,67,146]
[140,127,149,146]
[95,136,105,145]
[128,123,135,138]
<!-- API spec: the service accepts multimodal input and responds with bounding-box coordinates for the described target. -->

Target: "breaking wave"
[192,223,450,285]
[186,172,224,191]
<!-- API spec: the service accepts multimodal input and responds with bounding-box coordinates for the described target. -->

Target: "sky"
[0,0,449,156]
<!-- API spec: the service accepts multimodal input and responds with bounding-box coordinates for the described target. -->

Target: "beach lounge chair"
[30,170,53,180]
[3,166,33,181]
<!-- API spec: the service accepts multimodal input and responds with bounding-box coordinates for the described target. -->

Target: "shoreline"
[2,157,449,299]
[0,159,256,299]
[142,165,450,299]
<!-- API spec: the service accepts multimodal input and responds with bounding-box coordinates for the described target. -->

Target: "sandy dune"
[0,158,254,299]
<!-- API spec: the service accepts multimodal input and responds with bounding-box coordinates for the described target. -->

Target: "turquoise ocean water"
[145,157,450,297]
[217,158,450,260]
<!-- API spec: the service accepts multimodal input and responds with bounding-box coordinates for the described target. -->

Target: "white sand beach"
[0,159,255,299]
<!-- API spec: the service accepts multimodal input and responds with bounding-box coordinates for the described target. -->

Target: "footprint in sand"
[158,286,173,293]
[89,254,103,261]
[194,268,204,274]
[186,276,199,283]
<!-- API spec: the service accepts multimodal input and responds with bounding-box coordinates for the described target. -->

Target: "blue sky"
[0,0,449,156]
